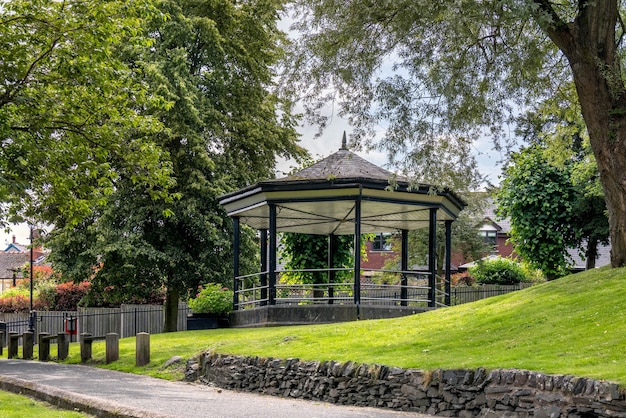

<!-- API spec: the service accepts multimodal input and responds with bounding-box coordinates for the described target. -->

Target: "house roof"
[483,198,511,233]
[0,252,28,279]
[220,134,467,235]
[567,242,611,270]
[4,242,28,253]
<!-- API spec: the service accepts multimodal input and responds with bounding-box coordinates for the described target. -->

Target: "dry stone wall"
[185,351,626,417]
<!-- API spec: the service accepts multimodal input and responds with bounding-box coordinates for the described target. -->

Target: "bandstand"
[219,134,466,326]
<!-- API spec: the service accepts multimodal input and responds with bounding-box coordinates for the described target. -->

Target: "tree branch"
[531,0,576,58]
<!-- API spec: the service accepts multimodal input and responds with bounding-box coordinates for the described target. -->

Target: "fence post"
[22,331,34,359]
[135,332,150,367]
[57,332,69,360]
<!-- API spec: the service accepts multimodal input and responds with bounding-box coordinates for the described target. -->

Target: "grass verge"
[8,267,626,385]
[0,390,90,418]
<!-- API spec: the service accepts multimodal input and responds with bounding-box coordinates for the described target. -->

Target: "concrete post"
[57,332,69,360]
[135,332,150,367]
[105,333,119,364]
[22,331,34,359]
[38,332,51,361]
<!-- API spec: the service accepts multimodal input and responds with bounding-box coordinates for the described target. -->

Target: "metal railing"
[234,268,438,309]
[234,268,534,310]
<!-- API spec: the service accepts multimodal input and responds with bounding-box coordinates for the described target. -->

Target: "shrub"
[36,281,58,311]
[469,257,527,285]
[188,283,233,315]
[451,271,476,286]
[55,281,90,311]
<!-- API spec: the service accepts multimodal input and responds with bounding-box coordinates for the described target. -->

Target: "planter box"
[186,314,230,330]
[186,314,219,330]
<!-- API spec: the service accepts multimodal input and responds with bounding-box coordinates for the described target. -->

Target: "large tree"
[514,86,610,270]
[496,146,578,279]
[0,0,173,226]
[283,0,626,267]
[48,0,305,331]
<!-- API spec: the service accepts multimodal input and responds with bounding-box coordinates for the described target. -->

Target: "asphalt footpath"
[0,359,432,418]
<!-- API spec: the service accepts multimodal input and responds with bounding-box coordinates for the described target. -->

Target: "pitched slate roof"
[0,252,28,279]
[278,133,405,183]
[483,197,511,233]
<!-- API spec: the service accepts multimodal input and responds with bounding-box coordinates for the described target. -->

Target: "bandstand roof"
[219,135,466,235]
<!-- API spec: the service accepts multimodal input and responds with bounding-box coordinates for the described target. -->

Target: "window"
[371,233,392,251]
[479,230,497,251]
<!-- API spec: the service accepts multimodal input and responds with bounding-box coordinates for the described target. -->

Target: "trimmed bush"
[469,257,527,285]
[188,283,233,315]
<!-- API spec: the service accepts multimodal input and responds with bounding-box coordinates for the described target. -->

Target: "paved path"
[0,359,432,417]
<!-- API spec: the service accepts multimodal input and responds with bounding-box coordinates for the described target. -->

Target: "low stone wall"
[186,352,626,417]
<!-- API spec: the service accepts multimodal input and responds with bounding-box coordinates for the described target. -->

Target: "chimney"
[12,235,16,244]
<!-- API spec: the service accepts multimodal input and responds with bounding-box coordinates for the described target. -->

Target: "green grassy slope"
[92,267,626,384]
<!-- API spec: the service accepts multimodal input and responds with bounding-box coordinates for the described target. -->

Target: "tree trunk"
[539,0,626,267]
[163,287,179,333]
[586,237,598,270]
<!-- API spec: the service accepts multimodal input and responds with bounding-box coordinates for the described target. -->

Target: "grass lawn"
[10,267,626,385]
[0,390,90,417]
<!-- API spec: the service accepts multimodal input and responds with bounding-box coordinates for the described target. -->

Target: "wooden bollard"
[105,333,119,364]
[57,332,69,360]
[8,332,19,359]
[22,331,34,360]
[135,332,150,366]
[80,332,92,362]
[0,331,3,356]
[38,332,51,361]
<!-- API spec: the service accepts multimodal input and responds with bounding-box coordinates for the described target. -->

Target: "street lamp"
[28,225,35,333]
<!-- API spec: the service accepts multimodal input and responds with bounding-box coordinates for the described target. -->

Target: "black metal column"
[328,234,337,304]
[401,229,409,306]
[353,197,362,317]
[428,208,437,308]
[260,229,268,306]
[445,220,452,307]
[268,204,277,305]
[233,217,240,310]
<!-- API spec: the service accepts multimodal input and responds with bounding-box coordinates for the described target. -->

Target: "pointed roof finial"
[341,131,347,150]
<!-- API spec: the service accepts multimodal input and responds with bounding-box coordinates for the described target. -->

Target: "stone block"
[533,405,561,418]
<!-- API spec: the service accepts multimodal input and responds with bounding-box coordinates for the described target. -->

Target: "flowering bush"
[188,283,233,315]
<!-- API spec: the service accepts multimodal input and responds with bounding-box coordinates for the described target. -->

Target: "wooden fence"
[0,303,191,340]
